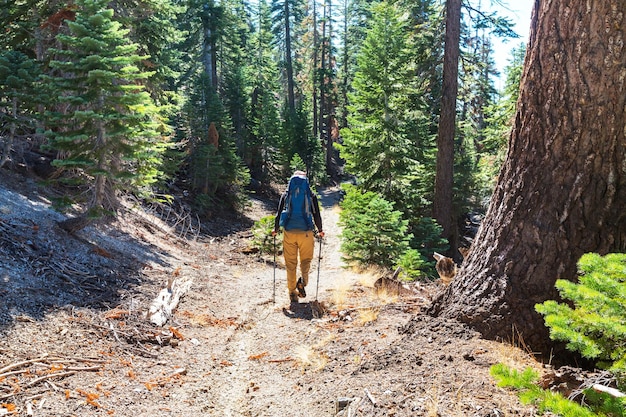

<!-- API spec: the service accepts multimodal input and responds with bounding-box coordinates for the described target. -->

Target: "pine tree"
[45,0,167,231]
[339,185,412,269]
[183,74,250,213]
[338,1,418,204]
[536,253,626,375]
[477,43,525,205]
[248,0,281,182]
[0,51,44,168]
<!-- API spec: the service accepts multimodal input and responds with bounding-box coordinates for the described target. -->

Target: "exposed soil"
[0,169,544,416]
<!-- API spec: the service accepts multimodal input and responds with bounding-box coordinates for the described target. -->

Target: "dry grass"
[372,287,398,305]
[356,307,379,325]
[493,327,543,375]
[293,344,328,372]
[425,382,440,417]
[330,274,354,309]
[355,266,387,288]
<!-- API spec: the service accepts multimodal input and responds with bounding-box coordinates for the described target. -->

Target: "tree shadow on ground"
[0,205,176,331]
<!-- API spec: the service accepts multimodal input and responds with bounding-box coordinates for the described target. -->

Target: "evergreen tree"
[477,43,525,205]
[248,0,281,182]
[45,0,168,230]
[220,0,252,154]
[338,1,418,205]
[110,0,184,101]
[455,28,498,215]
[339,185,411,269]
[0,0,66,55]
[0,51,44,168]
[271,0,306,115]
[183,74,250,213]
[536,253,626,375]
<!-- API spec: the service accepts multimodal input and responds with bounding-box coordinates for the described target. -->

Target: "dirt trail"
[0,175,539,416]
[170,185,374,416]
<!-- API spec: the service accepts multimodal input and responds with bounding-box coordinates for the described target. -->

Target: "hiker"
[272,170,324,304]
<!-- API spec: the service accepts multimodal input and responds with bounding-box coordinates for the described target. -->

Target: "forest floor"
[0,169,546,417]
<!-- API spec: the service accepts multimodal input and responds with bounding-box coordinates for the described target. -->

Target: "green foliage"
[278,102,321,180]
[44,0,168,211]
[338,1,424,203]
[182,76,250,213]
[338,184,411,269]
[491,363,624,417]
[289,154,306,173]
[476,44,526,206]
[394,249,428,281]
[246,0,281,182]
[584,389,626,416]
[409,217,448,269]
[536,253,626,377]
[490,363,538,390]
[0,51,44,165]
[250,215,280,255]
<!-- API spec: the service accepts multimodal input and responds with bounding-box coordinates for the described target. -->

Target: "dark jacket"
[274,191,323,233]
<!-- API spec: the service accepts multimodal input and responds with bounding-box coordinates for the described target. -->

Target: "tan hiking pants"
[282,230,315,295]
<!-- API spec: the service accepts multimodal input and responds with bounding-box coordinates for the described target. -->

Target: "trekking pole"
[272,233,277,304]
[315,235,322,301]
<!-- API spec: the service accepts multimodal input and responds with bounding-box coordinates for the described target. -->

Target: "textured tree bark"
[433,0,461,256]
[284,0,296,114]
[429,0,626,353]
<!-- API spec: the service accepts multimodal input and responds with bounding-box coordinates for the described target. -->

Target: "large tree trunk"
[433,0,461,256]
[429,0,626,353]
[284,0,296,114]
[201,1,218,90]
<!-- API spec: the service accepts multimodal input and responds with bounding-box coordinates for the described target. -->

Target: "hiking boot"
[289,292,299,304]
[296,277,306,298]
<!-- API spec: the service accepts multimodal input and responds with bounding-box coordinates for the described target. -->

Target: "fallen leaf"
[104,309,130,319]
[248,352,268,361]
[1,403,16,412]
[49,364,64,373]
[169,327,184,340]
[77,389,101,408]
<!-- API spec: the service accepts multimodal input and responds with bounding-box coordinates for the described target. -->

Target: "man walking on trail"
[273,170,324,304]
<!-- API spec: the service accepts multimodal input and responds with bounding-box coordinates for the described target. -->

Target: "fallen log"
[147,275,193,326]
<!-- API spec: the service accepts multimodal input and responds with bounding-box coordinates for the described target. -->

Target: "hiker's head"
[291,170,307,180]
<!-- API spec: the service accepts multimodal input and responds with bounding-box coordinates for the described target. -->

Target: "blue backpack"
[279,176,314,231]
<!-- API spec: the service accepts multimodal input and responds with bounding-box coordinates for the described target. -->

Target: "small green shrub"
[495,252,626,416]
[408,217,448,278]
[536,253,626,377]
[289,154,306,173]
[250,215,279,255]
[490,364,600,417]
[338,184,411,269]
[395,249,428,281]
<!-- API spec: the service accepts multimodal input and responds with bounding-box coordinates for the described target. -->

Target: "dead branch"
[364,388,376,406]
[25,371,76,387]
[0,355,50,375]
[0,369,31,379]
[65,365,101,372]
[592,384,626,398]
[267,357,294,363]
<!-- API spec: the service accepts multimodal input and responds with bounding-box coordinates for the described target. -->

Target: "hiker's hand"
[271,230,277,237]
[317,231,325,238]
